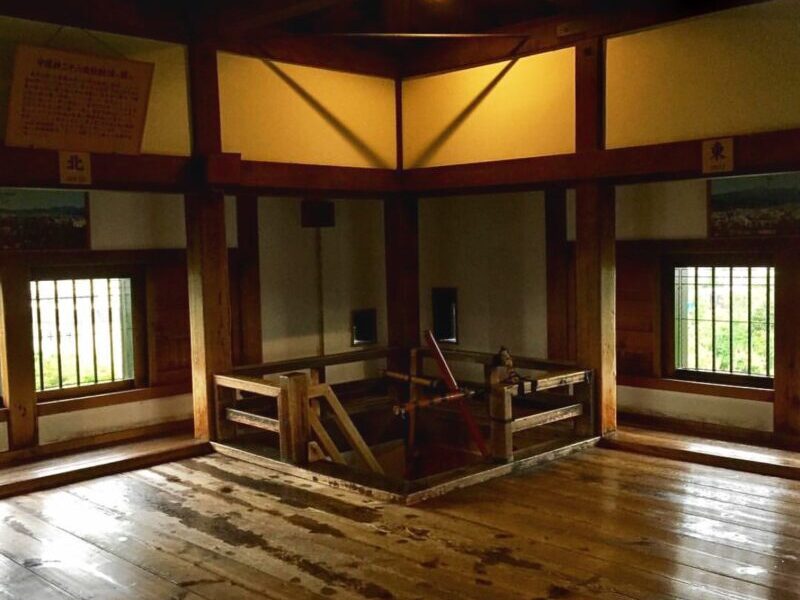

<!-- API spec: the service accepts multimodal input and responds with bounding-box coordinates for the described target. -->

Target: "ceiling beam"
[400,0,772,77]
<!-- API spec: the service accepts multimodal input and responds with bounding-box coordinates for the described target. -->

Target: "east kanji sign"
[702,138,734,175]
[5,45,154,155]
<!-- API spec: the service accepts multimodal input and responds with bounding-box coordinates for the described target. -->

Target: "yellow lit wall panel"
[402,48,575,168]
[606,0,800,148]
[218,53,396,169]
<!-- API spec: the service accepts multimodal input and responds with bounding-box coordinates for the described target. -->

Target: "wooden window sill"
[618,375,774,403]
[36,383,192,417]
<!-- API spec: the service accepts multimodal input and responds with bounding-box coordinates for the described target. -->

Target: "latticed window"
[673,266,774,384]
[30,278,135,394]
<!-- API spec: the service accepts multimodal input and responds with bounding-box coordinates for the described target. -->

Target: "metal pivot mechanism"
[386,330,490,459]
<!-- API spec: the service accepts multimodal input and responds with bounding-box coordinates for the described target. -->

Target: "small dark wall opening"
[432,287,458,344]
[351,308,378,346]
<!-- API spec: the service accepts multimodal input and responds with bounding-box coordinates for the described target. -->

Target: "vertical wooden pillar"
[545,188,571,361]
[384,195,420,371]
[575,183,616,436]
[186,192,233,440]
[774,242,800,436]
[186,41,233,441]
[574,36,616,435]
[0,263,37,449]
[236,193,263,365]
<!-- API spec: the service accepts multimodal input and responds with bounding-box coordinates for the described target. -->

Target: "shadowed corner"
[261,60,392,169]
[409,54,521,169]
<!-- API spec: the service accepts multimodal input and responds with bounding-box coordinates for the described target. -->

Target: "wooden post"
[575,183,616,436]
[185,41,234,441]
[279,372,310,465]
[545,188,571,361]
[186,192,233,441]
[774,243,800,436]
[486,365,513,462]
[574,36,615,436]
[384,195,420,371]
[235,193,263,365]
[0,263,38,449]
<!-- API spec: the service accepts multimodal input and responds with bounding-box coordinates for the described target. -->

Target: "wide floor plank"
[1,447,799,600]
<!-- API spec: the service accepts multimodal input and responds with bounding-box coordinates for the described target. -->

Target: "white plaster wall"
[419,192,548,381]
[321,200,388,383]
[566,179,708,241]
[259,197,388,382]
[618,387,773,432]
[90,191,238,250]
[38,394,192,444]
[0,422,7,452]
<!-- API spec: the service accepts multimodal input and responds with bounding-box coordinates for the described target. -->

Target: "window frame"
[662,253,775,390]
[30,264,147,402]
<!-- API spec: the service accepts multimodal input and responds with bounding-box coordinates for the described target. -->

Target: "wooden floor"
[1,447,800,600]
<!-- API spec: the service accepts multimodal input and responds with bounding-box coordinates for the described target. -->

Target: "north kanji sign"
[702,138,734,174]
[5,45,154,155]
[59,151,92,186]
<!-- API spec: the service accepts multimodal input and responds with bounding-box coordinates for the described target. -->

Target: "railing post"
[216,384,237,442]
[574,371,595,437]
[279,372,310,465]
[489,383,514,463]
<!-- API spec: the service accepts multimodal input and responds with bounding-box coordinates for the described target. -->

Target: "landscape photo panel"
[709,173,800,237]
[0,189,89,250]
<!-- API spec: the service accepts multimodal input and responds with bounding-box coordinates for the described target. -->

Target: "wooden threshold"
[0,433,211,500]
[603,426,800,481]
[212,436,599,505]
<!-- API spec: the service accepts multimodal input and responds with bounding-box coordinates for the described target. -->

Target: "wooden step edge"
[0,438,211,500]
[601,432,800,481]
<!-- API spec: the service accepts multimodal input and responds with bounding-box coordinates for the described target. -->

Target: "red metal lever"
[423,330,490,458]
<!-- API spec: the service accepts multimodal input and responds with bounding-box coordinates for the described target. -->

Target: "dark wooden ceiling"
[0,0,768,77]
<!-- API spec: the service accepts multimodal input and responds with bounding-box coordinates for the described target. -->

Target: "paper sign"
[5,45,154,155]
[702,138,734,174]
[59,151,92,185]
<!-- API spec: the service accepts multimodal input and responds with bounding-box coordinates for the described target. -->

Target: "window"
[672,265,774,386]
[432,287,458,344]
[30,277,136,396]
[351,308,377,346]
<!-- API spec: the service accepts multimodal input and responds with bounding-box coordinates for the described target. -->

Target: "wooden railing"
[215,349,390,473]
[411,346,595,462]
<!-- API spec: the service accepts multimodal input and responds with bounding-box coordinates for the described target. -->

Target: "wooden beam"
[0,263,38,450]
[185,42,233,441]
[0,146,190,192]
[237,160,398,196]
[774,241,800,436]
[235,194,263,365]
[575,183,616,436]
[384,195,420,370]
[545,188,571,360]
[403,126,800,195]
